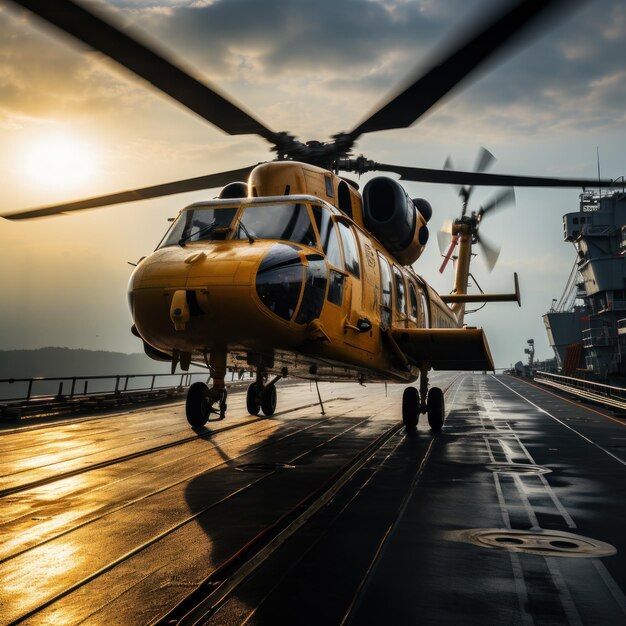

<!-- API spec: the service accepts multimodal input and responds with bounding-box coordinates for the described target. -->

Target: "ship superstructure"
[544,187,626,381]
[543,261,586,374]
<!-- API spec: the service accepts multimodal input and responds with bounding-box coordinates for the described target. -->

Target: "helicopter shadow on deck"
[183,407,377,563]
[181,402,457,622]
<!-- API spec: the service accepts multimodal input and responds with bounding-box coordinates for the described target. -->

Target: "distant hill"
[0,347,199,379]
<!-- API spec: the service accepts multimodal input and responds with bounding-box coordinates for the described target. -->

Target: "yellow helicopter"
[2,0,618,430]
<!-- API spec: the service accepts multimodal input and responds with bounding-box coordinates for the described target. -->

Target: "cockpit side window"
[337,221,361,278]
[235,203,317,247]
[313,205,344,269]
[313,205,345,306]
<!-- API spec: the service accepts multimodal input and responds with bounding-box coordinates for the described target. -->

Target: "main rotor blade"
[1,165,257,220]
[374,163,619,189]
[349,0,583,139]
[9,0,278,141]
[474,147,496,175]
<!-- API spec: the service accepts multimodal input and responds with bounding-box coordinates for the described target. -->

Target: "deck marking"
[515,437,576,529]
[479,380,585,625]
[591,559,626,617]
[475,382,534,626]
[544,557,584,626]
[482,384,576,530]
[492,376,626,469]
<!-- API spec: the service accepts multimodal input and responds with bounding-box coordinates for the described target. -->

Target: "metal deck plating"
[0,373,625,625]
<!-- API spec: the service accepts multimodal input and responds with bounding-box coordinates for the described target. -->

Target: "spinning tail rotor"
[438,149,515,273]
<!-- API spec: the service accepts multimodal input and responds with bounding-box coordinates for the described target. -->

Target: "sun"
[19,131,99,191]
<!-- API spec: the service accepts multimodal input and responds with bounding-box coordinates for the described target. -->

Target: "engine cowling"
[362,177,430,265]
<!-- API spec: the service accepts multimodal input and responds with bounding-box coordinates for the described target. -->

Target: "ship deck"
[1,373,625,625]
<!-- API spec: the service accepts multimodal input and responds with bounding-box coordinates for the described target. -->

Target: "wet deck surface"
[0,374,624,625]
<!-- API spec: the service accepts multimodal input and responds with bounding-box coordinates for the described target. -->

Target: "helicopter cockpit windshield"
[234,203,317,248]
[158,206,238,248]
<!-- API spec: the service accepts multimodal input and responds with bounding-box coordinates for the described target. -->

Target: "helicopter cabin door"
[335,220,376,356]
[343,227,378,356]
[312,206,349,347]
[312,207,375,357]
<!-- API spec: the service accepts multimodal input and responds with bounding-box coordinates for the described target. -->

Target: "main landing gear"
[246,369,281,417]
[401,365,445,431]
[185,350,228,428]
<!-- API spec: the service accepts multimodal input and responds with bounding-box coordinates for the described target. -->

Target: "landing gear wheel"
[427,387,445,431]
[261,385,277,416]
[402,387,419,428]
[246,383,261,416]
[186,382,209,428]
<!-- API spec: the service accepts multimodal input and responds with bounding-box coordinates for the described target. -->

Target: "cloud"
[129,0,626,140]
[0,5,154,129]
[3,0,624,142]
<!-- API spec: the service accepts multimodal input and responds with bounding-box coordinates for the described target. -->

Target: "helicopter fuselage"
[128,189,459,385]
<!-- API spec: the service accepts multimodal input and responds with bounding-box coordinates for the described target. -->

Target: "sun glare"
[20,132,99,190]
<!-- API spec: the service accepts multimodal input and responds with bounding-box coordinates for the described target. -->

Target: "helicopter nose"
[129,241,327,356]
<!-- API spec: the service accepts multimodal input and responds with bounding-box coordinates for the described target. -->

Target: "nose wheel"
[186,382,228,427]
[185,350,230,428]
[186,381,209,427]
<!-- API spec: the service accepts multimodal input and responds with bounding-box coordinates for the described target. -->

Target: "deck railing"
[0,372,209,403]
[533,371,626,411]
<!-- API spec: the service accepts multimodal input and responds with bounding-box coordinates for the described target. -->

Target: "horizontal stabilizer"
[440,272,521,306]
[391,327,494,371]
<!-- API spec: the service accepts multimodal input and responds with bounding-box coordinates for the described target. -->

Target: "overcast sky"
[0,0,624,369]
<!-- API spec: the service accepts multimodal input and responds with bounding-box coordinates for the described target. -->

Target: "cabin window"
[338,181,352,218]
[158,206,238,248]
[393,266,407,317]
[313,205,344,269]
[417,284,430,328]
[325,176,334,198]
[408,282,419,319]
[235,203,317,247]
[327,269,344,306]
[337,222,361,278]
[378,253,392,328]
